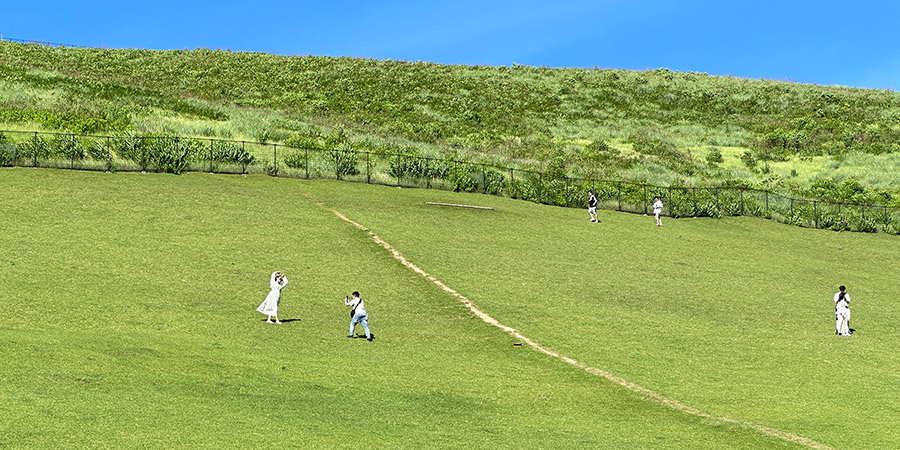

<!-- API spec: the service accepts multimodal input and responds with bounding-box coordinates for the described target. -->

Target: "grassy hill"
[3,40,900,205]
[1,168,898,448]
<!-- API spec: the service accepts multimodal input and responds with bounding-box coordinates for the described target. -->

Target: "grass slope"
[0,169,806,449]
[307,179,900,449]
[4,40,900,200]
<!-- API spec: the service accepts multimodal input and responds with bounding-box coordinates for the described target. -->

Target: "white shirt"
[652,200,663,213]
[349,297,367,316]
[833,292,850,311]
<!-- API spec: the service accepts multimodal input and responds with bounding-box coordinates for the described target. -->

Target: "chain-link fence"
[2,129,898,234]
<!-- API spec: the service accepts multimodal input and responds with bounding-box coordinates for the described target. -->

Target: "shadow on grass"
[348,333,375,340]
[259,318,301,323]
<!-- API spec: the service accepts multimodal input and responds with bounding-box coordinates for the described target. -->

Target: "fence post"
[666,186,675,217]
[426,157,431,189]
[365,151,369,183]
[305,148,309,179]
[617,181,622,211]
[715,188,720,213]
[335,150,341,180]
[538,172,543,204]
[814,201,818,229]
[482,163,487,194]
[397,155,401,186]
[209,139,214,173]
[691,187,697,216]
[565,177,570,207]
[140,137,146,171]
[106,136,112,172]
[643,184,648,214]
[766,191,769,215]
[33,131,38,167]
[70,133,76,169]
[740,188,744,215]
[510,169,515,198]
[790,198,794,218]
[241,141,247,175]
[273,144,278,177]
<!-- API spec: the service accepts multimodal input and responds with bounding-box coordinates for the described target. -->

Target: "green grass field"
[1,168,897,448]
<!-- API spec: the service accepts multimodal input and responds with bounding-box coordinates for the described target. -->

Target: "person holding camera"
[587,190,599,223]
[344,291,373,341]
[257,271,288,324]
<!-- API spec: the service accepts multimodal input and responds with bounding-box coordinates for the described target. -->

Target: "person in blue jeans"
[345,291,373,341]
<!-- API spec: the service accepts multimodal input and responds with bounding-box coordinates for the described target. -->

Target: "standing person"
[257,271,288,324]
[587,190,600,223]
[833,285,851,337]
[345,291,373,341]
[652,196,664,227]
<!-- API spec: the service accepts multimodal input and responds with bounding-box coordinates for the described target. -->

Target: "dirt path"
[330,207,834,450]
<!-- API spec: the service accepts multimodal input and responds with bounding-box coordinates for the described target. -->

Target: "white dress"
[653,200,664,215]
[257,272,288,316]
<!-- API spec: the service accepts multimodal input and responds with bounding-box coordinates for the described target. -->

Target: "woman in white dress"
[652,197,664,227]
[257,271,288,324]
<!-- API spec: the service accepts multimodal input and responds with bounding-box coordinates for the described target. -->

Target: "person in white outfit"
[833,285,851,337]
[345,291,373,341]
[257,271,288,324]
[652,197,664,227]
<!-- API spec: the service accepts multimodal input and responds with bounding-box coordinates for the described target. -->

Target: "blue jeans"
[350,312,370,338]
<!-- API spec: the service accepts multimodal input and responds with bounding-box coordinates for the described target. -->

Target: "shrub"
[146,137,199,174]
[332,150,360,177]
[282,152,307,170]
[483,167,506,195]
[0,133,18,166]
[17,134,50,163]
[388,150,428,179]
[211,140,255,172]
[706,147,723,165]
[87,140,109,161]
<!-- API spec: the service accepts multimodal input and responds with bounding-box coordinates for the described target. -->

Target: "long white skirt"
[257,289,281,316]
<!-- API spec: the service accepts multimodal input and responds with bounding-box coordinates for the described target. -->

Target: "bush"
[388,151,428,179]
[17,134,50,163]
[332,150,360,176]
[211,140,255,172]
[0,133,18,166]
[87,140,109,161]
[282,152,307,170]
[483,167,506,195]
[146,137,200,174]
[706,147,723,165]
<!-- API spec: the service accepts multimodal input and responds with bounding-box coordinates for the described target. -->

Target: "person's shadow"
[259,318,301,323]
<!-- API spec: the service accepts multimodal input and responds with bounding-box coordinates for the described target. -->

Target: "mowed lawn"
[0,170,885,449]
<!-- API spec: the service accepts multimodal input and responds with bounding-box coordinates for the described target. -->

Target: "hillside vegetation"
[2,40,900,204]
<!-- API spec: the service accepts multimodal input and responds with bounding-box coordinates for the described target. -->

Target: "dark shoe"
[366,336,373,341]
[347,335,354,338]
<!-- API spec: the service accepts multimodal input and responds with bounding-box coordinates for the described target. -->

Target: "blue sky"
[2,0,898,89]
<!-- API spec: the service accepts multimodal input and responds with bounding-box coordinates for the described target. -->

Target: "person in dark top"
[588,190,600,223]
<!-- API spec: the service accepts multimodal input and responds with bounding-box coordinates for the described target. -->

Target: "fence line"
[0,36,83,48]
[1,128,898,235]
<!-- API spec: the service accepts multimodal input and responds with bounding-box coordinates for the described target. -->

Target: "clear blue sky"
[3,0,898,89]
